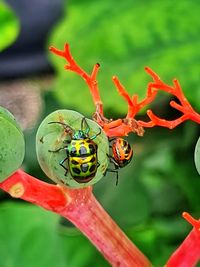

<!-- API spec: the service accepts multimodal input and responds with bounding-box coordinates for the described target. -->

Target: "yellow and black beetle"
[48,118,101,183]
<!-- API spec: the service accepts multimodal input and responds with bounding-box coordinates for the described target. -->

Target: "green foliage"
[194,136,200,175]
[0,0,19,51]
[0,106,25,182]
[36,109,109,188]
[49,0,200,116]
[0,202,109,267]
[94,161,150,228]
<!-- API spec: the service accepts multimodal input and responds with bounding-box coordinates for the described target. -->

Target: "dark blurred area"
[0,0,63,79]
[0,0,64,130]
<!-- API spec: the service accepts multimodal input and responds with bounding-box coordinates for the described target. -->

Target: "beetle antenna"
[81,117,90,135]
[48,121,74,136]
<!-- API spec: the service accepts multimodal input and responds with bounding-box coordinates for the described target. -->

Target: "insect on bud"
[36,109,109,188]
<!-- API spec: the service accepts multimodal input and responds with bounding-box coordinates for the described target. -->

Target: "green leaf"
[0,202,109,267]
[0,202,66,267]
[194,136,200,175]
[0,1,20,51]
[0,106,25,182]
[141,171,185,215]
[36,109,109,188]
[49,0,200,116]
[94,172,150,228]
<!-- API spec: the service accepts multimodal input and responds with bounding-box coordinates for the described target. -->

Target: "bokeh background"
[1,0,200,266]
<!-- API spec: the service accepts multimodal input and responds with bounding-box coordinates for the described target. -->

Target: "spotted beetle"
[49,118,101,183]
[106,138,133,185]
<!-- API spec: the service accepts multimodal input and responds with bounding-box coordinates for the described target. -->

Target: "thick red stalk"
[0,170,151,267]
[61,190,151,267]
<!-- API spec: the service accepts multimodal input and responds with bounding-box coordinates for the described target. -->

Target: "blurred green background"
[0,0,200,266]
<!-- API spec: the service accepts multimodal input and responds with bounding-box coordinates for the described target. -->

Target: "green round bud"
[194,136,200,175]
[36,109,109,188]
[0,106,25,182]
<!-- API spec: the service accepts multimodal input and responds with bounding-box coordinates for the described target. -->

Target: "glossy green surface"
[0,106,25,181]
[194,136,200,175]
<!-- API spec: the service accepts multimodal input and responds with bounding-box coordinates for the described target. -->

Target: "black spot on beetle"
[72,167,81,174]
[71,159,79,165]
[70,147,77,155]
[89,144,96,154]
[89,164,96,172]
[90,156,96,163]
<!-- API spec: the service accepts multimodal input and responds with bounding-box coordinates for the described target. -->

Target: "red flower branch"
[50,44,200,137]
[138,68,200,129]
[166,212,200,267]
[0,170,151,267]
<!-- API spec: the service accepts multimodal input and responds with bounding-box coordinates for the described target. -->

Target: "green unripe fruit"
[0,106,25,182]
[194,136,200,175]
[36,109,109,188]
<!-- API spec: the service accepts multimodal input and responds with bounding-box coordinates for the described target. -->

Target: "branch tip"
[49,46,54,51]
[182,212,200,230]
[64,43,69,49]
[112,75,117,81]
[145,66,161,81]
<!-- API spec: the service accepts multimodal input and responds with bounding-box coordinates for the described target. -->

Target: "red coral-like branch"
[50,43,200,137]
[138,68,200,129]
[49,44,145,137]
[49,44,103,114]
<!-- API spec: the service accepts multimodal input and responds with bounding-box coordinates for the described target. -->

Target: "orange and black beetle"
[106,138,133,185]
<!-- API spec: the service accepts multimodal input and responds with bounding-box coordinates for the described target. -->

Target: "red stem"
[0,170,151,267]
[49,45,103,112]
[62,192,151,266]
[166,212,200,267]
[166,228,200,267]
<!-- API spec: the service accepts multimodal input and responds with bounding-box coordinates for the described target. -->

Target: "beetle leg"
[59,156,69,176]
[48,147,66,153]
[108,137,116,148]
[90,128,101,140]
[104,167,119,186]
[63,140,71,144]
[108,137,116,142]
[49,142,70,153]
[106,153,119,167]
[105,154,120,185]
